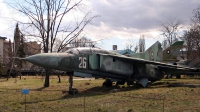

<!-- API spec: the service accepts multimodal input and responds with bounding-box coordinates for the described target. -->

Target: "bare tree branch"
[160,17,182,49]
[6,0,98,87]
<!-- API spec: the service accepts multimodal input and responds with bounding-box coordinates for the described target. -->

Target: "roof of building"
[0,36,7,40]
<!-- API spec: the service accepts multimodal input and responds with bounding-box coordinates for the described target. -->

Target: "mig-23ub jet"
[23,41,195,95]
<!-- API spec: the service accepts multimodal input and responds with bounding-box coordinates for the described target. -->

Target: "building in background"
[113,45,117,50]
[22,41,41,70]
[25,41,41,55]
[0,36,7,63]
[0,36,41,75]
[3,40,11,66]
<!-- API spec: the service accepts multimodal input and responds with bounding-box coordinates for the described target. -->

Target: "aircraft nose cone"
[24,53,59,68]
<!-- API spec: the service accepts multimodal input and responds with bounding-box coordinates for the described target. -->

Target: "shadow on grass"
[19,85,143,105]
[168,83,200,88]
[34,87,47,91]
[150,80,200,88]
[161,79,177,81]
[19,79,200,105]
[60,84,145,99]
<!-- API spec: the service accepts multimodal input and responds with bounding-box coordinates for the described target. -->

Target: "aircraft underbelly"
[145,64,164,80]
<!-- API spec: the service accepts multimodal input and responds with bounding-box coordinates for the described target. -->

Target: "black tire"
[127,81,133,86]
[102,79,112,87]
[68,88,78,95]
[176,75,181,79]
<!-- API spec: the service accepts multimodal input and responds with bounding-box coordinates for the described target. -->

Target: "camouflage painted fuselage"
[25,47,164,82]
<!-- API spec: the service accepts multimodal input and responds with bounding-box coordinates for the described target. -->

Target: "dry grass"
[0,75,200,112]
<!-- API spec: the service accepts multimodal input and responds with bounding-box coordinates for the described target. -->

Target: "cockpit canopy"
[66,48,79,54]
[66,47,110,55]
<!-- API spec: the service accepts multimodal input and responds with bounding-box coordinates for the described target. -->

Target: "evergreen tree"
[8,39,12,68]
[16,35,26,68]
[14,23,21,53]
[138,35,145,53]
[14,23,26,71]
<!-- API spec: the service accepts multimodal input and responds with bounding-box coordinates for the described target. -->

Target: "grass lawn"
[0,75,200,112]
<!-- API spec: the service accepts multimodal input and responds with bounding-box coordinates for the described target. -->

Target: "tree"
[7,23,21,80]
[53,38,62,52]
[15,24,26,69]
[182,5,200,67]
[138,35,145,53]
[8,0,97,87]
[183,29,200,55]
[124,36,145,53]
[160,18,182,50]
[124,38,138,53]
[182,28,200,67]
[69,37,95,47]
[191,4,200,29]
[8,39,12,59]
[6,23,26,80]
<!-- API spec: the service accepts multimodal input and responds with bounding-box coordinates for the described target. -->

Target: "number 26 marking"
[79,57,86,68]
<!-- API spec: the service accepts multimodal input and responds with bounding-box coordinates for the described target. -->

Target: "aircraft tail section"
[163,41,184,62]
[143,41,163,80]
[144,41,163,61]
[128,41,163,61]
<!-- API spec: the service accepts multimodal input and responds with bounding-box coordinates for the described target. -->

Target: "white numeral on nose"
[79,57,86,68]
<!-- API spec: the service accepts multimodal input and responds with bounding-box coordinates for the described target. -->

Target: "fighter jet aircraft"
[23,41,196,95]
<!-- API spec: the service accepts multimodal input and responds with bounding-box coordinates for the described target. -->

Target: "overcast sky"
[84,0,200,50]
[0,0,200,50]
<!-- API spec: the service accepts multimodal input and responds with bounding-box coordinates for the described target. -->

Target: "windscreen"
[66,48,79,54]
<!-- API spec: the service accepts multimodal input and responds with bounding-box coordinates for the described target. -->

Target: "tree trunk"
[57,75,61,83]
[44,69,50,87]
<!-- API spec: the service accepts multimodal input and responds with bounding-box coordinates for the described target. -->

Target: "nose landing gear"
[68,73,78,95]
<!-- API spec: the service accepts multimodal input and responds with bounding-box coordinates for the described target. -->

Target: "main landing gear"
[68,73,78,95]
[102,79,126,87]
[102,78,113,87]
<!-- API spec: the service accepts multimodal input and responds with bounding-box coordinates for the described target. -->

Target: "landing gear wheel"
[68,72,79,95]
[166,74,172,79]
[176,75,181,79]
[68,88,78,95]
[127,81,134,86]
[116,80,125,86]
[102,79,112,87]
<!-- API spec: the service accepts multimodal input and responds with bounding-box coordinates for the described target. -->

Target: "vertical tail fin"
[163,41,184,62]
[144,41,163,61]
[128,41,163,61]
